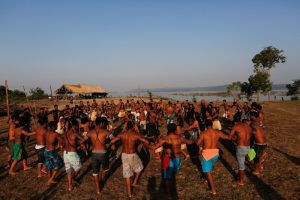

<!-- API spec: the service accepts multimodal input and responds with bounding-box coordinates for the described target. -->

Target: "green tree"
[252,46,286,100]
[29,87,47,100]
[227,81,242,101]
[147,90,153,101]
[286,79,300,99]
[241,82,255,101]
[248,71,272,102]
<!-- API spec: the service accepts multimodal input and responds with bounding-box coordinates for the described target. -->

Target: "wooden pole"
[5,80,10,122]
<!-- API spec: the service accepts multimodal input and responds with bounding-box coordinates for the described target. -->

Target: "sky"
[0,0,299,93]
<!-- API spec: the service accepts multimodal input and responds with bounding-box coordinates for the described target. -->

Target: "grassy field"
[0,101,299,200]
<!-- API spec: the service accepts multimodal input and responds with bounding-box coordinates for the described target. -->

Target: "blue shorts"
[163,157,181,179]
[202,154,219,173]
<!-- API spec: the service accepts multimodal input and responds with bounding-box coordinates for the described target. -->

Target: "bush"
[291,96,299,101]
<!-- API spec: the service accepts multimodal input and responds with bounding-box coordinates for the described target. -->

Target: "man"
[44,121,63,185]
[35,118,48,178]
[63,119,87,191]
[250,111,267,175]
[87,117,111,195]
[110,121,149,198]
[196,120,231,195]
[166,101,175,124]
[9,117,36,175]
[151,123,193,196]
[229,119,252,185]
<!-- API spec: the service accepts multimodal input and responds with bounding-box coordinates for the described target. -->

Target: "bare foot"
[47,180,57,186]
[211,191,217,195]
[23,166,32,171]
[41,169,48,174]
[68,186,74,192]
[38,174,47,178]
[9,171,16,176]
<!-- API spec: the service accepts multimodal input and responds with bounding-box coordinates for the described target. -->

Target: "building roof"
[56,84,107,94]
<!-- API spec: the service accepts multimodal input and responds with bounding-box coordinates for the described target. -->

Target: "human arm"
[22,130,36,137]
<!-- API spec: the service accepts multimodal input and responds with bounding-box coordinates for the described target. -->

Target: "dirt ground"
[0,101,299,200]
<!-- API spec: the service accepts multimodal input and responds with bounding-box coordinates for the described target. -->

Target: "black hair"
[205,119,213,128]
[38,118,46,126]
[95,117,101,126]
[81,116,89,124]
[128,113,135,121]
[250,111,259,118]
[100,117,108,128]
[127,121,134,130]
[167,123,177,134]
[48,121,57,132]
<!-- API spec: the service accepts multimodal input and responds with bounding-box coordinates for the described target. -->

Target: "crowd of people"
[5,98,267,198]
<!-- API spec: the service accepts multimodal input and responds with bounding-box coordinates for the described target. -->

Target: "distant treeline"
[132,84,287,93]
[0,85,26,102]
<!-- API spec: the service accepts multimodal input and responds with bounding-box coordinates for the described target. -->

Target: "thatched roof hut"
[55,84,107,98]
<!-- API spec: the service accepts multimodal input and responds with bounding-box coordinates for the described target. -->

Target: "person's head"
[48,121,57,132]
[126,120,134,130]
[38,118,47,127]
[250,111,259,119]
[81,116,89,124]
[205,119,213,128]
[54,104,58,109]
[100,117,108,129]
[167,123,177,135]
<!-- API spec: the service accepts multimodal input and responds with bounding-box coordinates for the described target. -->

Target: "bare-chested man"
[35,118,48,178]
[250,111,267,175]
[229,119,252,185]
[87,117,111,195]
[151,123,193,196]
[196,120,231,195]
[44,121,63,185]
[63,119,87,191]
[110,121,149,198]
[9,117,36,175]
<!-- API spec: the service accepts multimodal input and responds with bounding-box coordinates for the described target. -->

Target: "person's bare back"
[198,128,230,149]
[251,122,266,144]
[36,126,47,146]
[46,131,58,151]
[89,128,110,152]
[118,130,146,154]
[230,122,252,146]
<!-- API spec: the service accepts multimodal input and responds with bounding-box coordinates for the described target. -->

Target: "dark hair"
[81,116,89,124]
[38,118,46,126]
[48,121,57,132]
[205,119,213,128]
[95,117,101,126]
[127,121,134,130]
[167,123,177,134]
[250,111,259,118]
[100,117,108,128]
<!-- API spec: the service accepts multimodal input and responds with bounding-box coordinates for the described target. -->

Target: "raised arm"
[22,130,36,137]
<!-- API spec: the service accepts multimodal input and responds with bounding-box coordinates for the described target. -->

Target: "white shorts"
[121,153,143,178]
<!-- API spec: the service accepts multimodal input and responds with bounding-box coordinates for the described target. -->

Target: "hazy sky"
[0,0,299,93]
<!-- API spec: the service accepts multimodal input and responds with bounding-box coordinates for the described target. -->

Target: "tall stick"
[5,80,10,122]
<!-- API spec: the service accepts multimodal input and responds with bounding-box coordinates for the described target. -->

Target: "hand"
[111,144,116,150]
